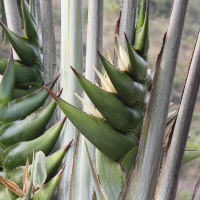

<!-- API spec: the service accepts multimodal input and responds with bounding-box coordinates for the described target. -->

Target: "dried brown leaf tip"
[23,155,31,193]
[0,176,25,197]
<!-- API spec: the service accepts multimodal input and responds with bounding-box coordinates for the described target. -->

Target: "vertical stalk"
[114,0,137,67]
[60,0,83,199]
[121,0,189,199]
[155,30,200,200]
[3,0,22,59]
[40,0,58,127]
[60,0,70,113]
[118,0,137,48]
[80,0,104,199]
[58,0,70,199]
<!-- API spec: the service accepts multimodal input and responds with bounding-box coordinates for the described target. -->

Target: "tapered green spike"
[7,140,72,189]
[136,0,146,30]
[45,88,139,160]
[71,67,143,132]
[31,166,65,200]
[13,83,41,99]
[0,49,15,104]
[0,22,40,65]
[139,68,153,91]
[120,147,138,175]
[1,116,66,171]
[183,150,200,165]
[21,0,38,40]
[0,90,62,147]
[0,58,43,85]
[29,0,38,23]
[98,52,146,107]
[0,74,59,125]
[125,34,148,82]
[134,1,149,60]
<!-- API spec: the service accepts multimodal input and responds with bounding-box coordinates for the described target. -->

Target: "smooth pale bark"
[119,0,189,199]
[40,0,58,128]
[155,30,200,200]
[60,0,83,199]
[58,0,70,199]
[80,0,104,199]
[3,0,22,59]
[114,0,137,67]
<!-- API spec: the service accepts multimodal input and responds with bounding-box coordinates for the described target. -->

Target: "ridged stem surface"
[61,0,83,199]
[114,0,137,67]
[155,30,200,200]
[79,0,104,199]
[123,0,189,199]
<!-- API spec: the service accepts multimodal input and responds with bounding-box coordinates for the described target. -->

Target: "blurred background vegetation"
[1,0,200,199]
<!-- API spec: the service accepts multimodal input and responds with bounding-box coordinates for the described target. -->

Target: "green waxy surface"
[136,0,146,30]
[0,22,40,65]
[30,0,38,22]
[7,140,72,188]
[98,53,147,107]
[46,88,139,160]
[85,143,107,200]
[13,83,41,100]
[22,0,38,40]
[0,144,6,162]
[134,3,149,60]
[96,149,126,200]
[0,74,59,125]
[125,35,148,82]
[0,97,58,147]
[120,147,138,175]
[0,58,43,85]
[72,67,144,132]
[33,151,47,187]
[0,49,15,104]
[1,117,66,171]
[31,167,64,200]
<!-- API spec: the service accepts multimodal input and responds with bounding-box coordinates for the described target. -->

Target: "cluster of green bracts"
[45,1,152,198]
[0,0,44,101]
[47,0,150,168]
[0,0,70,199]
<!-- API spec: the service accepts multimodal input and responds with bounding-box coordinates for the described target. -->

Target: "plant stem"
[155,29,200,200]
[40,0,58,127]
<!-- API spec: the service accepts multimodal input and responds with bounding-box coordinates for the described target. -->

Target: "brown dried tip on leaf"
[23,155,30,193]
[0,176,25,197]
[70,66,81,78]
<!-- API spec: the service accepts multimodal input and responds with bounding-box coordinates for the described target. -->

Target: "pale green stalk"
[60,0,70,116]
[60,0,83,199]
[58,1,70,198]
[79,0,104,199]
[155,29,200,200]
